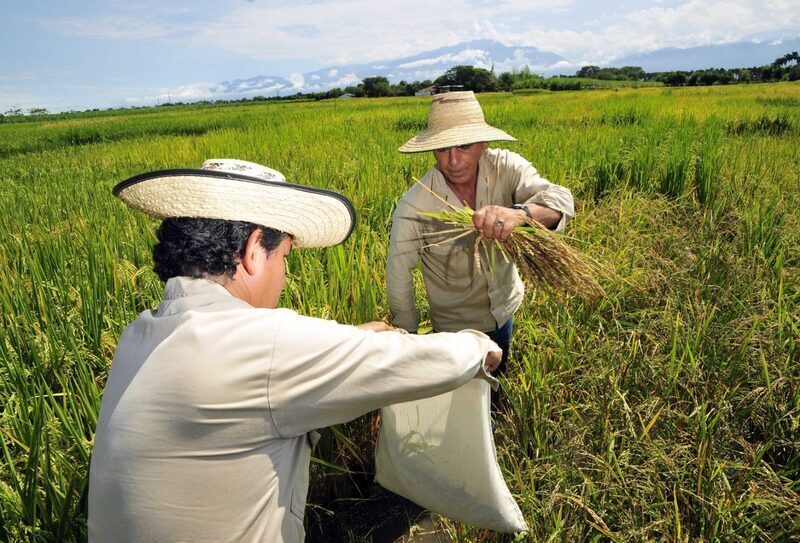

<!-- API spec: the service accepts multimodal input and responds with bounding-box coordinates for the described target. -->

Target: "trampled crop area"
[1,84,798,541]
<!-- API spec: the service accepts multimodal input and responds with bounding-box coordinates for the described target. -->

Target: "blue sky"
[2,0,799,113]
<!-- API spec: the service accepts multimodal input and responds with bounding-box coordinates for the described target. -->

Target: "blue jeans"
[487,318,513,377]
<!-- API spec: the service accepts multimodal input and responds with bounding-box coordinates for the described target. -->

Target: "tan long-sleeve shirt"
[89,277,498,542]
[387,148,575,333]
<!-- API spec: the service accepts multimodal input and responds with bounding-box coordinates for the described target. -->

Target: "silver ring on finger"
[494,219,504,227]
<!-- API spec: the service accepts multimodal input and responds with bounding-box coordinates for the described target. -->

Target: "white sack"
[375,378,528,533]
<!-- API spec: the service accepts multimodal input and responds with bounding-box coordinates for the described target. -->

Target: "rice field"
[1,83,799,541]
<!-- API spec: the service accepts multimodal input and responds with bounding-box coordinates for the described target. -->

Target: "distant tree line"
[295,50,800,100]
[647,51,800,86]
[3,51,798,121]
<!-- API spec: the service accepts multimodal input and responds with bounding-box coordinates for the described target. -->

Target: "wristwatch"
[511,203,532,219]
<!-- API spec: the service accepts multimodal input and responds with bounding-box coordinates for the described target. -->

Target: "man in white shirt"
[88,159,501,542]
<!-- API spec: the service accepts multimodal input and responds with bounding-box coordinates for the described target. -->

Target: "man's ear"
[240,229,263,276]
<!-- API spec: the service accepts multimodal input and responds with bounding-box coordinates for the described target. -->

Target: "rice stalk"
[416,180,605,301]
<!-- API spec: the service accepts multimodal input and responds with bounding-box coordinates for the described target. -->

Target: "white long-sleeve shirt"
[89,277,498,542]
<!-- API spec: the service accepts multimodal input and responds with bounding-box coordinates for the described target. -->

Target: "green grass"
[513,77,664,93]
[1,83,799,541]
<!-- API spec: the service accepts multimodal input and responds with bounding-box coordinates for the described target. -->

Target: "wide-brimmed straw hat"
[399,91,516,153]
[113,159,355,248]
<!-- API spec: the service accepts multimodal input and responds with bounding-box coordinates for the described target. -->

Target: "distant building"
[339,93,356,99]
[414,85,437,96]
[435,85,464,93]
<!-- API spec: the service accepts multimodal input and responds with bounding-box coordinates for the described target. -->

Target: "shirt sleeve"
[386,199,422,332]
[505,151,575,233]
[267,312,500,437]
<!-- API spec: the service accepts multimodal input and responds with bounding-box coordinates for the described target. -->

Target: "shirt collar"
[157,276,251,317]
[162,276,236,300]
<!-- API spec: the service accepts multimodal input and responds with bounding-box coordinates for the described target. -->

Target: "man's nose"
[446,148,460,166]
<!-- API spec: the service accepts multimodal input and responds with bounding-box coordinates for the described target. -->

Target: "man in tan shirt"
[387,91,574,376]
[89,159,501,542]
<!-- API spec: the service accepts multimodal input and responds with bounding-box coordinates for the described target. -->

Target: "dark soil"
[307,483,425,542]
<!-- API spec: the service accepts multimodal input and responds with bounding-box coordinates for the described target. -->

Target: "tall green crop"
[1,83,798,541]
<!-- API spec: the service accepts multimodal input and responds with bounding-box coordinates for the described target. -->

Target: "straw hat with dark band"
[113,159,356,248]
[399,91,517,153]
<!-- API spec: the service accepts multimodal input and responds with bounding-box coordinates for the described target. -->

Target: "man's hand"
[356,321,408,333]
[484,350,502,373]
[472,205,528,241]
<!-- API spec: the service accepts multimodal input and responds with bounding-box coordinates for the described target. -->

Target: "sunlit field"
[1,83,798,541]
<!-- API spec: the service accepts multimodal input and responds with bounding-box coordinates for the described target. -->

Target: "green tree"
[497,72,515,92]
[509,66,544,90]
[344,84,365,97]
[435,65,498,92]
[738,69,751,83]
[362,76,391,98]
[772,51,799,68]
[325,88,344,99]
[660,71,688,86]
[619,66,646,80]
[406,80,433,95]
[771,51,800,81]
[577,65,600,78]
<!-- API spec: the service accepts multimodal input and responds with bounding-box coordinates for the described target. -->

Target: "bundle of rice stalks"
[418,183,605,302]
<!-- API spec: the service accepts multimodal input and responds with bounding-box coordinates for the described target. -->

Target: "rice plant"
[0,82,798,541]
[417,182,605,301]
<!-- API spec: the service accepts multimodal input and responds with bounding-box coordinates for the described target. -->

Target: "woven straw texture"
[399,91,516,153]
[116,162,354,248]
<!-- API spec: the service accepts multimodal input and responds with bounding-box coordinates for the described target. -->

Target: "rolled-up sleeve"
[507,152,575,233]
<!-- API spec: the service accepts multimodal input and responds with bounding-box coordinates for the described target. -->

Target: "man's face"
[254,236,293,309]
[433,142,487,186]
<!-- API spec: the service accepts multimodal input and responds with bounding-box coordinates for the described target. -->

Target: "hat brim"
[399,123,516,153]
[113,169,355,248]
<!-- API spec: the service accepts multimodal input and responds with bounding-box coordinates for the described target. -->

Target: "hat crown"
[427,91,486,130]
[398,90,515,153]
[114,159,355,248]
[201,159,286,183]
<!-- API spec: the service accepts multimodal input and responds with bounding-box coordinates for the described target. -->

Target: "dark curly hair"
[152,217,288,282]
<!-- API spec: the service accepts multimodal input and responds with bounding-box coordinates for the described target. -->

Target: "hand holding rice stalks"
[417,182,605,302]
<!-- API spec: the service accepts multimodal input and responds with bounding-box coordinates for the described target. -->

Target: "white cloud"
[36,0,800,68]
[237,80,264,90]
[515,0,800,62]
[125,68,362,108]
[182,1,434,63]
[550,60,578,70]
[489,0,574,9]
[330,72,361,87]
[162,82,221,100]
[404,69,448,81]
[398,49,492,69]
[492,48,560,73]
[132,78,291,105]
